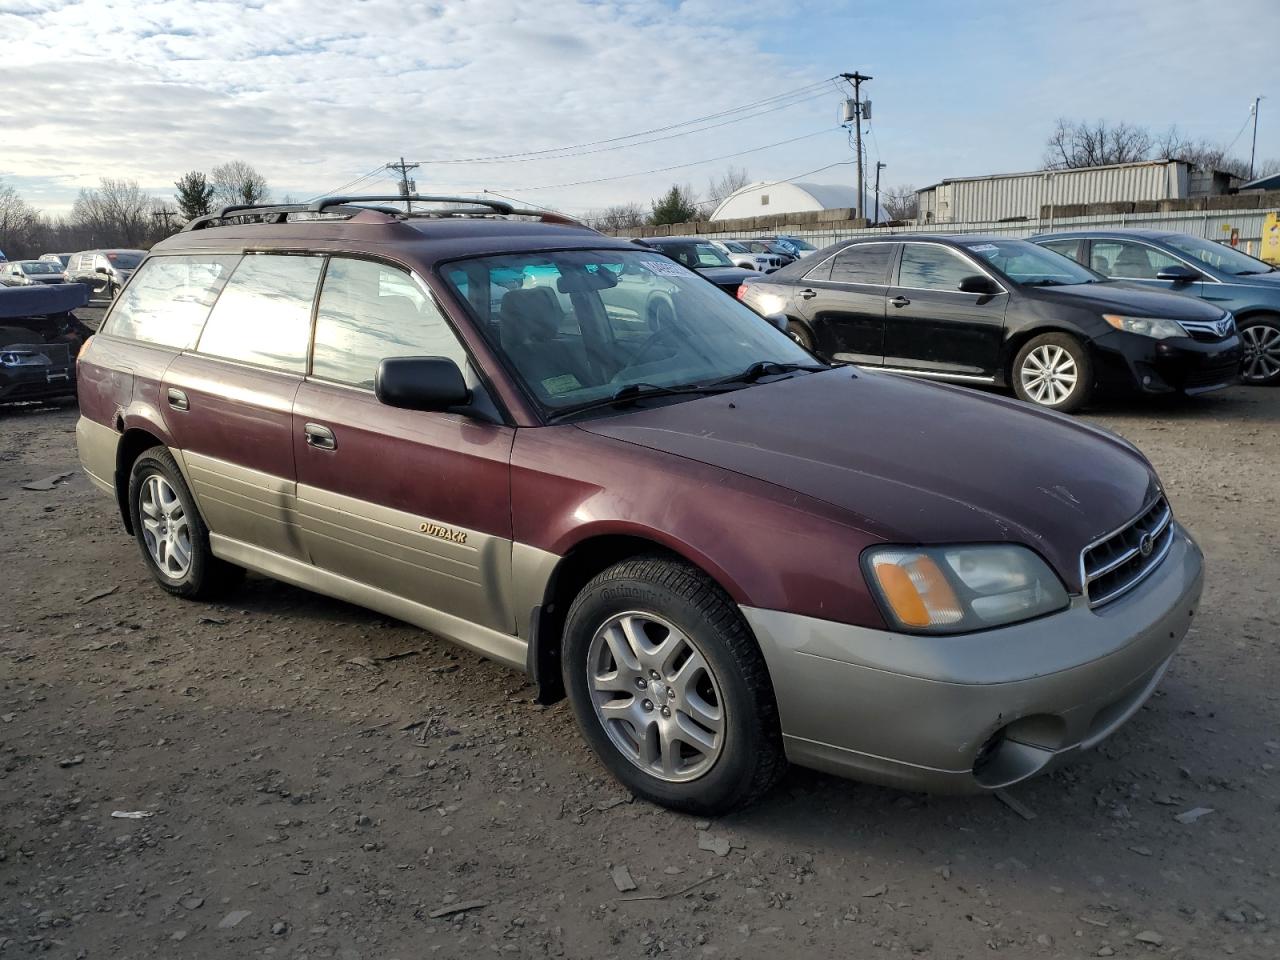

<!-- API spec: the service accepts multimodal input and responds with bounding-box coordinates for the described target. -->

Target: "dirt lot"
[1,367,1277,958]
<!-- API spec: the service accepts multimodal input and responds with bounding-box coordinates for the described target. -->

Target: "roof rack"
[180,194,586,232]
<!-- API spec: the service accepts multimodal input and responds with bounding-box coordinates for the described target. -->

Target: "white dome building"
[709,180,886,222]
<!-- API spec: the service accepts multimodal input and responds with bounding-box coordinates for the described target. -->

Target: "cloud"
[0,0,832,215]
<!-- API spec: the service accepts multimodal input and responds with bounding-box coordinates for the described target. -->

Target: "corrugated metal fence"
[665,206,1274,258]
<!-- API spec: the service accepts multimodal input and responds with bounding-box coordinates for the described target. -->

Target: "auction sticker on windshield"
[641,259,685,276]
[966,243,1000,254]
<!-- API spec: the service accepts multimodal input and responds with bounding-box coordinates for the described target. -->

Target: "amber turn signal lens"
[869,552,963,629]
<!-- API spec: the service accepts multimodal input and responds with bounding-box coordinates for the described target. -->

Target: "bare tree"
[211,161,271,206]
[0,181,41,259]
[71,178,156,248]
[585,203,648,231]
[881,184,918,222]
[705,166,750,207]
[1044,118,1154,169]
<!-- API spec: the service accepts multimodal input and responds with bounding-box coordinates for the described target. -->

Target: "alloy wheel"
[139,474,192,579]
[1241,323,1280,383]
[586,611,725,783]
[1020,344,1078,405]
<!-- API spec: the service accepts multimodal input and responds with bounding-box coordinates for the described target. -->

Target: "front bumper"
[1095,330,1242,395]
[742,526,1203,793]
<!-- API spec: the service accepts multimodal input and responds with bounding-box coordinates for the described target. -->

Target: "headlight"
[1102,314,1189,339]
[863,544,1069,634]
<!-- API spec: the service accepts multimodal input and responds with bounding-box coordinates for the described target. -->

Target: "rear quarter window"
[103,254,240,349]
[196,254,323,373]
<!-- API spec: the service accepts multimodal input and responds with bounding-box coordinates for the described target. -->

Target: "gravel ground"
[1,367,1277,959]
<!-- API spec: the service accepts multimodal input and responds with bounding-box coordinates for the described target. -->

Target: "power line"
[308,165,387,201]
[411,88,834,166]
[511,128,837,191]
[402,77,836,166]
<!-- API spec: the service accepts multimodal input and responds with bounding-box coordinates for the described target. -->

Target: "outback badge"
[419,521,468,545]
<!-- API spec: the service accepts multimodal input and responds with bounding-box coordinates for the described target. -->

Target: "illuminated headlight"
[1103,314,1189,339]
[863,545,1069,634]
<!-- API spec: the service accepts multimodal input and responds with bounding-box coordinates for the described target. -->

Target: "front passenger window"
[898,244,979,291]
[311,258,469,388]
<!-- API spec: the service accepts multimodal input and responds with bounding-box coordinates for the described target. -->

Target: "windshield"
[780,237,817,251]
[107,252,144,269]
[1163,234,1276,275]
[441,249,813,414]
[20,261,61,274]
[721,241,748,253]
[962,238,1100,286]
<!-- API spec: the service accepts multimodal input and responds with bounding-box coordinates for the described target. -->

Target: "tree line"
[0,162,272,261]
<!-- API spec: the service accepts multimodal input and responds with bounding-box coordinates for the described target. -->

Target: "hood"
[696,266,756,287]
[1029,281,1227,320]
[1227,268,1280,288]
[578,369,1159,591]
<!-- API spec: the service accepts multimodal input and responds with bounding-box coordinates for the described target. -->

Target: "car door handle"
[166,388,188,411]
[799,288,817,300]
[890,295,911,308]
[304,422,336,451]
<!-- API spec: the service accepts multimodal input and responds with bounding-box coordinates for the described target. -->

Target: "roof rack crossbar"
[179,194,586,232]
[310,194,515,214]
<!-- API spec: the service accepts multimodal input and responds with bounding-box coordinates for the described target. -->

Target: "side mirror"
[958,274,1000,295]
[1156,265,1200,283]
[765,313,789,333]
[375,356,470,412]
[94,266,108,275]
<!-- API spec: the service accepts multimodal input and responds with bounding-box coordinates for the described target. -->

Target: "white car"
[712,240,783,273]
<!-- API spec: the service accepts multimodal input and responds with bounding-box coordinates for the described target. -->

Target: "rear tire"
[562,556,786,815]
[1239,314,1280,386]
[1012,332,1093,413]
[786,320,815,352]
[127,448,242,599]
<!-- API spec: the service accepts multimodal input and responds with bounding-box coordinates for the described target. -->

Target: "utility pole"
[1249,97,1263,180]
[151,205,178,235]
[386,156,420,213]
[874,161,886,225]
[840,72,872,223]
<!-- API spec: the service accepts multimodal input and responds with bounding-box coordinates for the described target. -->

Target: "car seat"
[499,287,594,396]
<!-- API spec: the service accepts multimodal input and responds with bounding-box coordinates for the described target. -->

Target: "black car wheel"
[1012,333,1093,413]
[127,448,243,599]
[786,321,815,352]
[562,555,785,814]
[1239,315,1280,386]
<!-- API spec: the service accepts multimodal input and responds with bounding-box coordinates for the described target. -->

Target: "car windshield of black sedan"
[655,242,735,269]
[443,249,813,411]
[963,239,1100,286]
[20,261,61,274]
[1164,234,1277,276]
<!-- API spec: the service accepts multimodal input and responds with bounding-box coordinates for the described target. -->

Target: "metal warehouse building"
[916,160,1241,224]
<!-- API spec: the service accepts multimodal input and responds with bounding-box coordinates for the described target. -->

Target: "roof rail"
[180,194,587,232]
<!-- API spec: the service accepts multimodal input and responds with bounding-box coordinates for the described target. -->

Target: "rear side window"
[197,254,323,372]
[311,258,468,388]
[898,244,979,291]
[829,244,895,284]
[104,255,240,349]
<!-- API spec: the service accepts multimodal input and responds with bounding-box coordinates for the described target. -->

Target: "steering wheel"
[612,325,682,380]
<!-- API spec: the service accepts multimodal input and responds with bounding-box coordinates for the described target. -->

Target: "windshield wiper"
[1235,268,1276,275]
[710,360,828,385]
[546,382,739,421]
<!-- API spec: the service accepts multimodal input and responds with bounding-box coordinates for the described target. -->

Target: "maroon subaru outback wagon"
[76,196,1204,813]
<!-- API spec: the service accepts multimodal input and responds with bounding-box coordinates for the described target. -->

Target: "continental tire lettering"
[600,586,651,601]
[418,522,468,545]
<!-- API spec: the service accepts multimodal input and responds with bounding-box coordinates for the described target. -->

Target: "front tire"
[786,320,815,352]
[127,448,242,599]
[1012,332,1093,413]
[1239,315,1280,386]
[562,556,785,814]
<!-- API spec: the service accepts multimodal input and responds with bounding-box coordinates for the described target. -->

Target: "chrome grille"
[1180,314,1234,342]
[1081,496,1174,608]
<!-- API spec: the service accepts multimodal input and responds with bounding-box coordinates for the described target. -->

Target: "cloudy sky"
[2,0,1277,217]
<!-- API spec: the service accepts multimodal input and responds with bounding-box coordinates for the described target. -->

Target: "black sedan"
[738,235,1242,412]
[634,238,757,296]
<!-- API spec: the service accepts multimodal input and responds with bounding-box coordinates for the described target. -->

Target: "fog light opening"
[973,727,1006,777]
